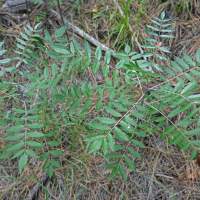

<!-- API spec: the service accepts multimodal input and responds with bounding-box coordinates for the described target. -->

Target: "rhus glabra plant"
[1,11,200,180]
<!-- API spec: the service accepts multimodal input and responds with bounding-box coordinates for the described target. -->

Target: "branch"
[50,9,115,54]
[56,0,64,25]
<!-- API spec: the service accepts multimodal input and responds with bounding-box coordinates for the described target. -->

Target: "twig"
[147,153,160,200]
[43,0,49,23]
[135,36,147,60]
[109,93,145,133]
[148,66,198,91]
[50,9,115,54]
[56,0,64,25]
[25,0,32,26]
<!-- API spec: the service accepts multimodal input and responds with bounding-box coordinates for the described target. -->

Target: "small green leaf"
[27,132,45,138]
[118,163,127,180]
[127,147,141,158]
[188,94,200,100]
[51,64,58,77]
[7,125,24,133]
[28,124,43,129]
[114,127,129,141]
[124,156,136,171]
[160,11,165,20]
[96,117,116,125]
[84,41,91,59]
[55,26,66,38]
[19,153,28,173]
[102,65,109,77]
[48,150,64,157]
[0,58,11,65]
[191,151,198,160]
[47,140,61,147]
[125,44,131,54]
[181,82,197,95]
[95,46,102,61]
[102,138,109,155]
[89,139,103,154]
[5,134,24,141]
[12,149,25,159]
[131,139,144,148]
[26,149,37,157]
[196,49,200,63]
[27,141,44,148]
[108,133,115,151]
[105,106,121,117]
[105,50,111,65]
[52,45,69,54]
[7,142,24,152]
[44,67,49,79]
[88,122,109,131]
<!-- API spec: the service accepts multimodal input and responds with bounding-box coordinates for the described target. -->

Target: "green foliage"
[86,101,148,179]
[110,0,148,48]
[15,23,43,65]
[175,0,191,15]
[114,11,174,76]
[85,11,200,179]
[111,0,134,49]
[142,11,174,72]
[1,11,200,181]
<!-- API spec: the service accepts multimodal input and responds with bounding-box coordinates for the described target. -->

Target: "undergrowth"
[1,11,200,180]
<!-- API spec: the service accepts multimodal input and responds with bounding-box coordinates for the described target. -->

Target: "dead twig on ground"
[50,9,115,54]
[56,0,64,25]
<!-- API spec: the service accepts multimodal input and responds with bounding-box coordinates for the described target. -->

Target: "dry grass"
[1,136,200,199]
